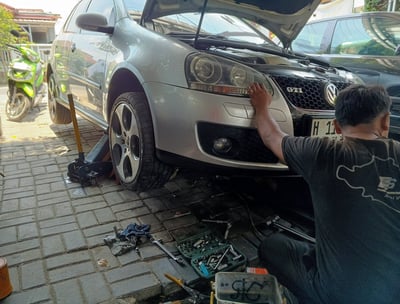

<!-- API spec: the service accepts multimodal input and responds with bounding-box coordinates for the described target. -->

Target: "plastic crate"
[215,272,283,304]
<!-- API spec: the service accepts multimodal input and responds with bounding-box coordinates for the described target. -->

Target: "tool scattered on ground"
[104,223,151,256]
[176,229,246,279]
[165,273,211,304]
[201,219,232,240]
[266,215,316,243]
[67,93,113,186]
[151,237,185,265]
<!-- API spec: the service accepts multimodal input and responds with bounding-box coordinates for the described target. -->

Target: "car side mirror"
[76,13,114,34]
[395,45,400,56]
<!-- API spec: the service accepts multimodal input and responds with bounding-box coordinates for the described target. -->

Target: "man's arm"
[248,83,287,164]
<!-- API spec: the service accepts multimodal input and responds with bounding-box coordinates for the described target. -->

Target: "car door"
[69,0,115,122]
[53,0,90,104]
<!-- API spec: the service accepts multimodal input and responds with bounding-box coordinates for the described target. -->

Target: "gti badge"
[325,83,339,106]
[286,87,303,93]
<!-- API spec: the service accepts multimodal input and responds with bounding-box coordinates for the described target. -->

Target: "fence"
[0,44,52,84]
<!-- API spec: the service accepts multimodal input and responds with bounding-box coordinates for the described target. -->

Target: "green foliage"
[365,0,386,11]
[0,6,23,48]
[364,0,400,11]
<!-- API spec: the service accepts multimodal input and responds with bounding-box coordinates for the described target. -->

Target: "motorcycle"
[5,30,46,122]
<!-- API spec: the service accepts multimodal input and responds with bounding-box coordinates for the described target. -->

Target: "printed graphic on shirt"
[336,156,400,214]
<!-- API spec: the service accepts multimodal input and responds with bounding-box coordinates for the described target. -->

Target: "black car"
[290,12,400,136]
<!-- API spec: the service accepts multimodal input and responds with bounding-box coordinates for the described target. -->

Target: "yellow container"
[0,257,13,300]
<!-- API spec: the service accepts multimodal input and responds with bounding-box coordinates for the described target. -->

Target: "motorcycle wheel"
[5,90,30,122]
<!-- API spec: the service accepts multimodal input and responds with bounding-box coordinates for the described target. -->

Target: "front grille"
[197,122,278,163]
[272,75,350,110]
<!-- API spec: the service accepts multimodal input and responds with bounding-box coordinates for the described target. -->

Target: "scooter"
[5,30,46,122]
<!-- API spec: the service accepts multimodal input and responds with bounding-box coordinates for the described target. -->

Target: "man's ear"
[381,112,390,131]
[333,119,342,134]
[380,112,390,138]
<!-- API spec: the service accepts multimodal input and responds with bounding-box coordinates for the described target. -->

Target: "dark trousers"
[258,232,324,304]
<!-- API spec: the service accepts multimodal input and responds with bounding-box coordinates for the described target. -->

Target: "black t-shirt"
[282,136,400,304]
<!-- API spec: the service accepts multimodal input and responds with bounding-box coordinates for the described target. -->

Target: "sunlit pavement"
[0,85,272,303]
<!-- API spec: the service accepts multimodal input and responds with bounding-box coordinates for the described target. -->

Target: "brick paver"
[0,86,263,303]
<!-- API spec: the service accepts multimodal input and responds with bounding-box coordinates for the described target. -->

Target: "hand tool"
[164,273,210,304]
[201,219,232,240]
[266,215,316,243]
[151,238,185,265]
[213,246,230,270]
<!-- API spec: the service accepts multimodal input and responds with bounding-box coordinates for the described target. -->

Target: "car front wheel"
[109,92,174,191]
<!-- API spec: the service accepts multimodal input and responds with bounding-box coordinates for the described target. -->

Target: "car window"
[126,11,277,46]
[123,0,146,22]
[291,22,329,53]
[330,16,400,56]
[64,0,90,33]
[87,0,116,25]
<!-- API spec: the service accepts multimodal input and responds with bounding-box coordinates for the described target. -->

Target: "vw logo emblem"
[324,83,339,106]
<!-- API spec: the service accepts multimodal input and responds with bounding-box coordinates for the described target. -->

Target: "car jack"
[67,94,113,186]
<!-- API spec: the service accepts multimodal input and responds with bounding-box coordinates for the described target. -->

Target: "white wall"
[310,0,363,21]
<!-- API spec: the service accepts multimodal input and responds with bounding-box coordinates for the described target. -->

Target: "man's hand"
[248,83,272,111]
[248,83,287,164]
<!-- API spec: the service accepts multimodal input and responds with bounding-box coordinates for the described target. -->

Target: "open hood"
[142,0,321,47]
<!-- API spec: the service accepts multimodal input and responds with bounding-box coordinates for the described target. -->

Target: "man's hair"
[335,84,392,127]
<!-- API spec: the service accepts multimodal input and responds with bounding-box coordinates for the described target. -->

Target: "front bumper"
[143,82,293,171]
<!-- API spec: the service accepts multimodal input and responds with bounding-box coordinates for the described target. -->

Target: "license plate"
[310,118,341,138]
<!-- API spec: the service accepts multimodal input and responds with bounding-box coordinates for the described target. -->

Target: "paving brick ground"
[0,86,273,304]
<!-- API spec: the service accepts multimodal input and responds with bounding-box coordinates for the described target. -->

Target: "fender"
[15,82,34,98]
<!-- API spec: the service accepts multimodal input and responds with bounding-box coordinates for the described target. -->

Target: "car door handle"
[71,43,76,52]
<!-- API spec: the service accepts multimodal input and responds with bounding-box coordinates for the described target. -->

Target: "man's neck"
[341,125,386,140]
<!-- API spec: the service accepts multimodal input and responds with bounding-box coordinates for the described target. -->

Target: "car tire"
[48,73,72,124]
[109,92,174,191]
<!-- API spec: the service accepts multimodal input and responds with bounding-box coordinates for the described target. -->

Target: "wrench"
[151,238,185,265]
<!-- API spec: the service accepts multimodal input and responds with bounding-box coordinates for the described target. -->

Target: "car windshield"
[153,13,276,44]
[124,0,278,47]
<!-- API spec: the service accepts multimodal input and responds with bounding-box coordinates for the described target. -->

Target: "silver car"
[47,0,361,191]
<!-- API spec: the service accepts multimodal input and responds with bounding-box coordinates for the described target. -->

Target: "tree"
[0,6,29,83]
[0,6,20,48]
[364,0,400,11]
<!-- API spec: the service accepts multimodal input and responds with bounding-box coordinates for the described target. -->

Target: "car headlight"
[337,70,364,85]
[186,53,273,96]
